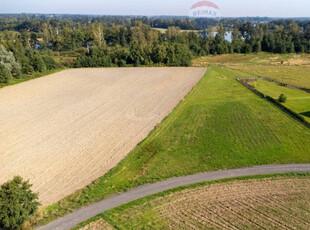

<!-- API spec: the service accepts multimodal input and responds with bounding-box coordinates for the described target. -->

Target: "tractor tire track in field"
[37,164,310,230]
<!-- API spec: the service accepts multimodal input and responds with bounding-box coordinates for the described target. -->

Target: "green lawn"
[35,66,310,226]
[251,79,310,122]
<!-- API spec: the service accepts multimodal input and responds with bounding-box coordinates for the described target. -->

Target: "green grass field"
[35,66,310,226]
[251,79,310,122]
[74,173,310,230]
[193,53,310,89]
[233,65,310,89]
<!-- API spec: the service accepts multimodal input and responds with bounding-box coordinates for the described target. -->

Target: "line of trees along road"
[0,16,310,84]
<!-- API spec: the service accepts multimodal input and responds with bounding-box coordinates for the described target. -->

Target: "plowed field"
[99,176,310,229]
[0,67,206,205]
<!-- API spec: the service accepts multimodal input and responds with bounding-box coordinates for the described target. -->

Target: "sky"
[1,0,310,17]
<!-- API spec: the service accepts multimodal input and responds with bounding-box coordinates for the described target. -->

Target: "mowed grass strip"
[77,174,310,230]
[36,66,310,226]
[251,79,310,122]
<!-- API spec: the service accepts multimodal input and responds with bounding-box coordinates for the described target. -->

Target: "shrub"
[0,45,22,77]
[22,63,34,74]
[0,63,11,84]
[42,56,57,70]
[73,47,113,68]
[32,54,47,72]
[0,176,40,230]
[278,93,287,103]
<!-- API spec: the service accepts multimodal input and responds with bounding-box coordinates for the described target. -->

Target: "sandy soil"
[0,67,206,205]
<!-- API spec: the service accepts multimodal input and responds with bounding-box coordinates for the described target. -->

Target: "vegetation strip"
[80,173,310,230]
[236,78,310,128]
[0,68,66,89]
[37,164,310,230]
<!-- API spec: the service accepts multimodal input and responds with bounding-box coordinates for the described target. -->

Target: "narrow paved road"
[37,164,310,230]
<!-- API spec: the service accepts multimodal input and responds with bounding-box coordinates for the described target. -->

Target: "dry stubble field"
[96,176,310,230]
[0,67,206,205]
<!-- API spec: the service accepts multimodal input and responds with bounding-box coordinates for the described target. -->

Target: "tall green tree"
[0,176,40,230]
[231,24,243,53]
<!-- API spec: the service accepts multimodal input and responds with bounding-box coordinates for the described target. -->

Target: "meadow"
[77,174,310,230]
[36,66,310,226]
[193,53,310,89]
[251,79,310,123]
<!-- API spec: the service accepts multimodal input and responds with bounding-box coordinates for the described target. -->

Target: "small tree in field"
[278,93,287,103]
[0,176,40,230]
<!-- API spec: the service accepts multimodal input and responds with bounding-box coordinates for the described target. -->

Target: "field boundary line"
[37,164,310,230]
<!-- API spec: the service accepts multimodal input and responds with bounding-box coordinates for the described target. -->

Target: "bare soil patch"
[0,67,206,205]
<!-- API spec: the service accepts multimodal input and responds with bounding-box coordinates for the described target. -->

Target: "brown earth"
[0,67,206,205]
[95,176,310,230]
[80,177,310,230]
[157,178,310,229]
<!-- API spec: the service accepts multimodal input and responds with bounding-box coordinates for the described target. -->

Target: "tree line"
[1,15,310,84]
[1,14,309,31]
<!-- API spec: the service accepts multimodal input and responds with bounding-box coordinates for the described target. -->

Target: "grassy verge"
[74,173,310,230]
[33,66,310,227]
[0,68,67,89]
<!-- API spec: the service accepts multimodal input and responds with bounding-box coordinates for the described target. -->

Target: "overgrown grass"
[34,66,310,227]
[232,65,310,89]
[193,53,310,66]
[74,173,310,230]
[193,53,310,89]
[251,79,310,122]
[0,68,67,89]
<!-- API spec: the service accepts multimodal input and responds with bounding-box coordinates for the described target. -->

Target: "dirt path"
[0,67,206,205]
[37,164,310,230]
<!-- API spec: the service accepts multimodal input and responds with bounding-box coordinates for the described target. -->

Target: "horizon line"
[0,13,310,19]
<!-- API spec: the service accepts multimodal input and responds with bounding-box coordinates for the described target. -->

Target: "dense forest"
[1,14,310,84]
